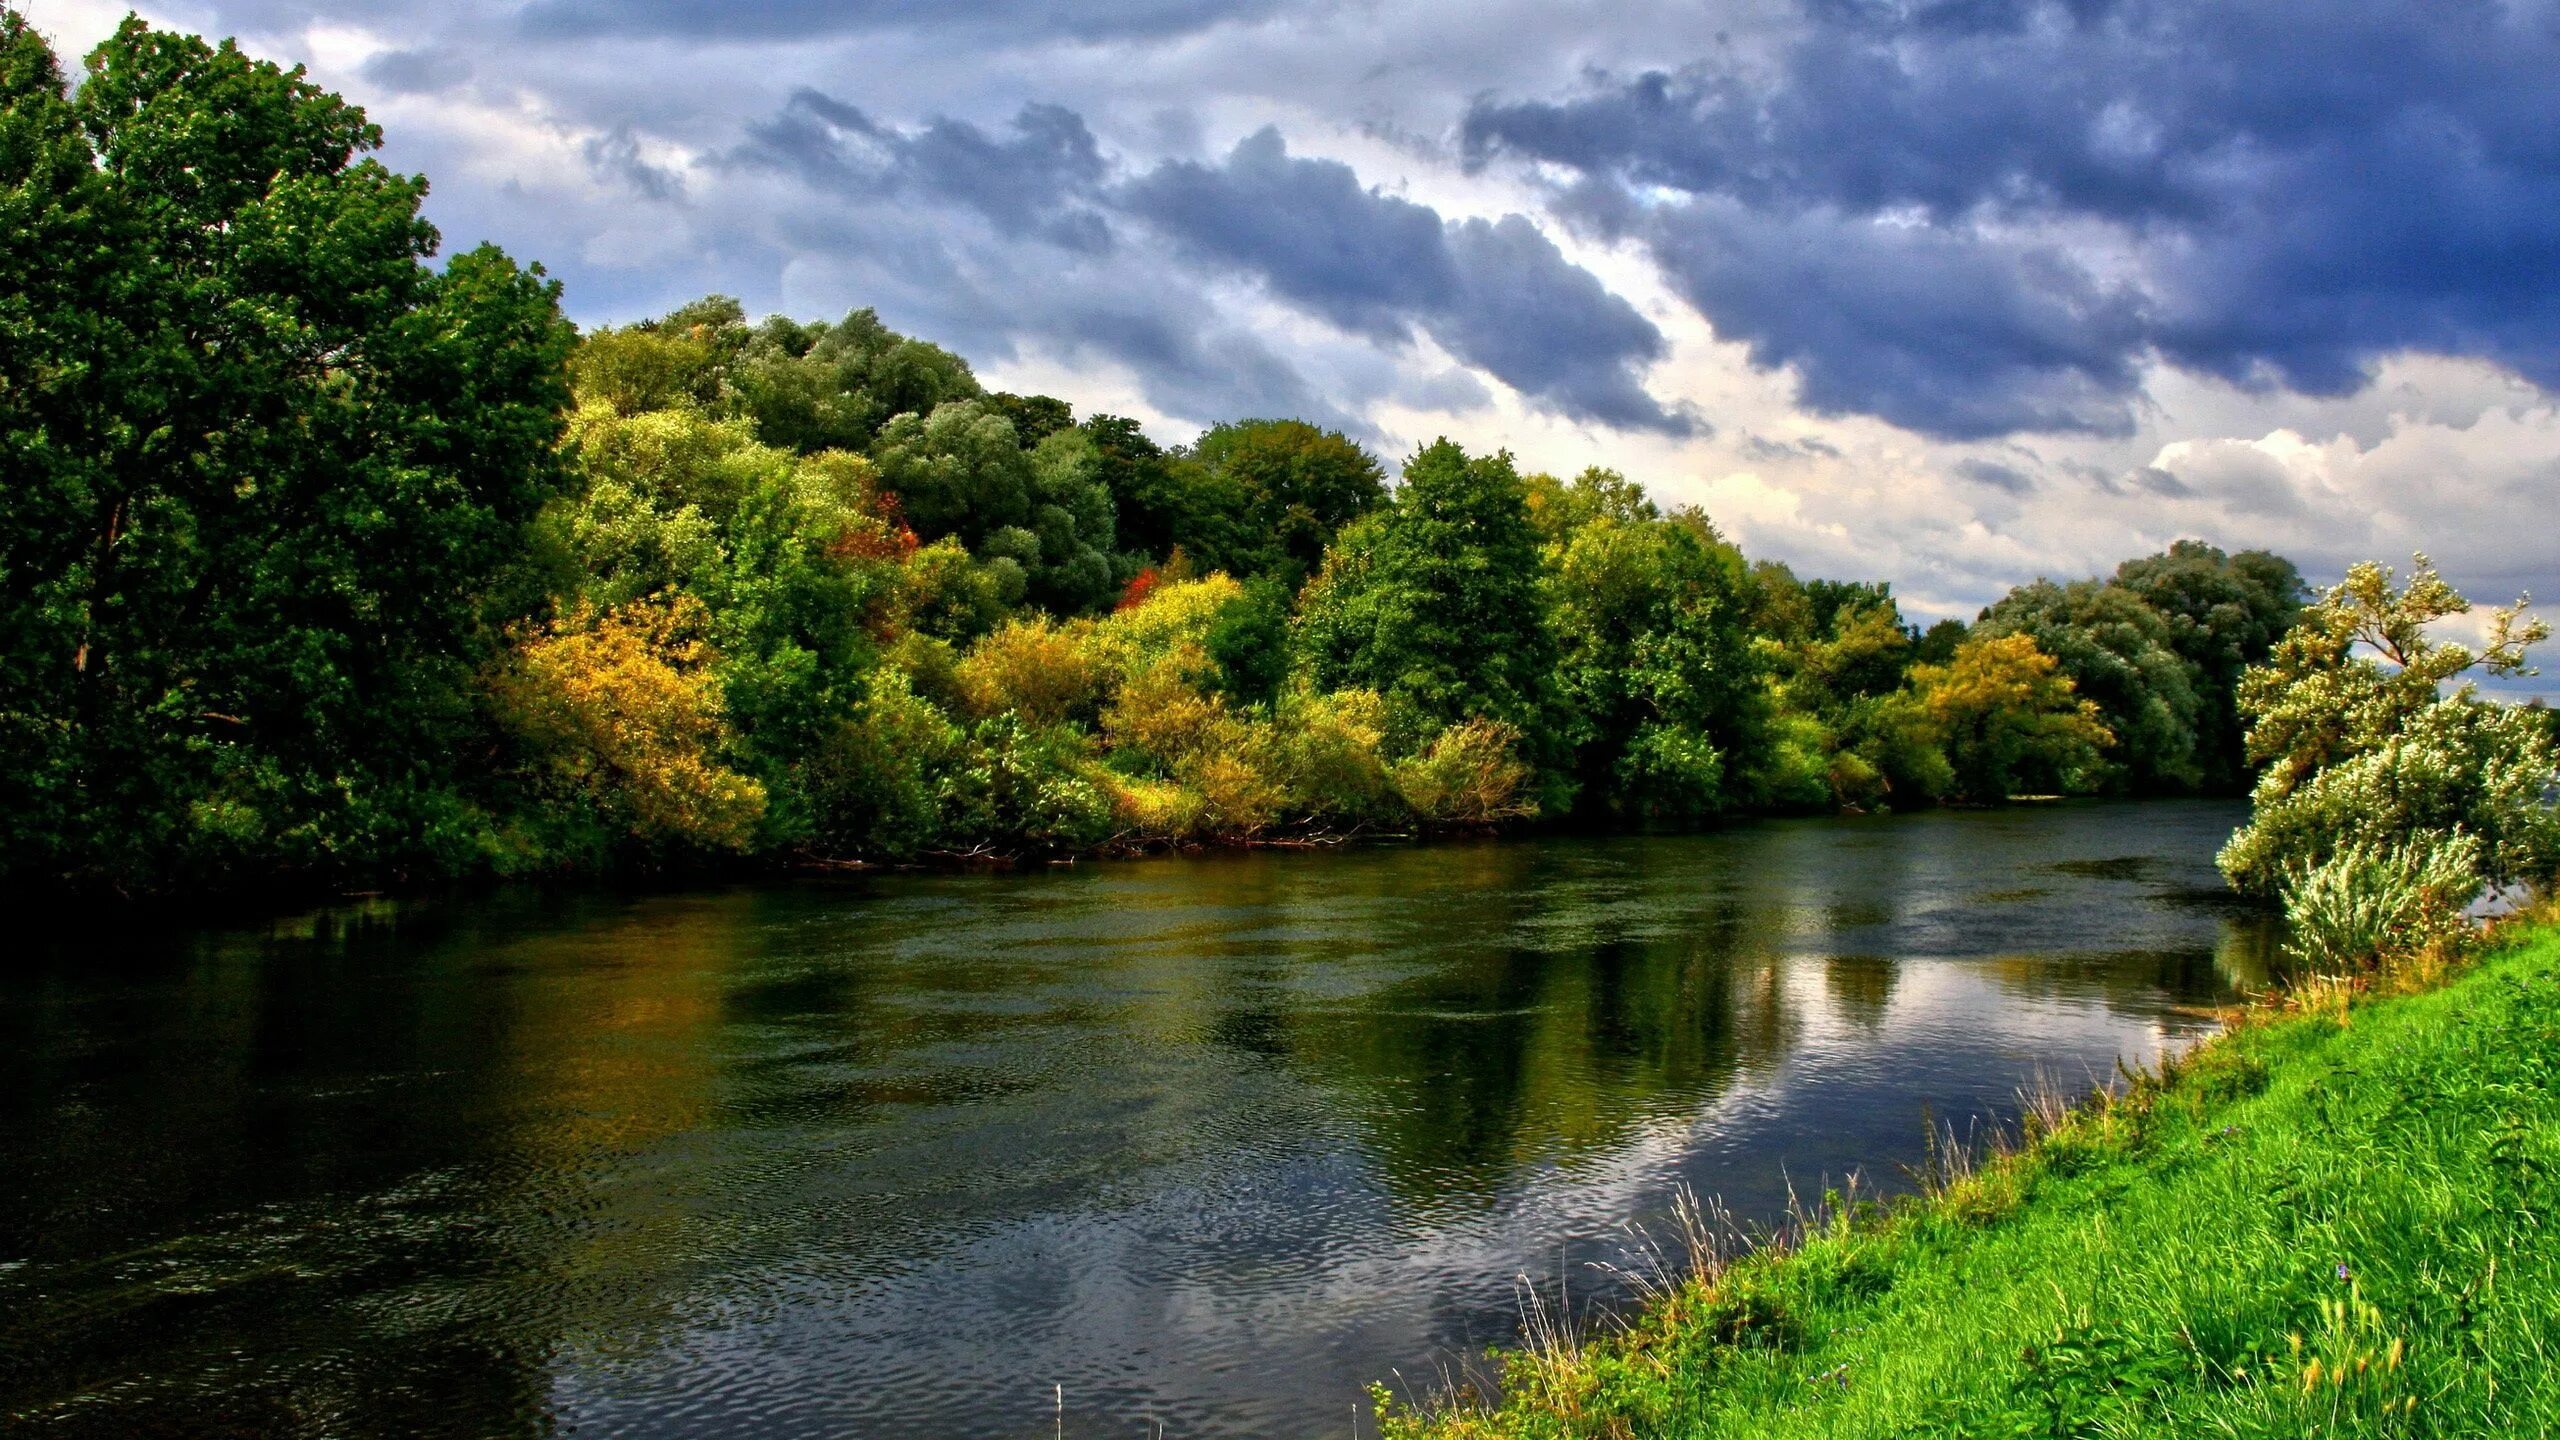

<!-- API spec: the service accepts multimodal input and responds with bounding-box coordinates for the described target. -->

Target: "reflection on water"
[0,800,2274,1439]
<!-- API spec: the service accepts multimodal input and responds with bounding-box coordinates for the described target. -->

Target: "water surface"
[0,800,2275,1438]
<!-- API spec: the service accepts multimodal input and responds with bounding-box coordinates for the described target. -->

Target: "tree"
[1544,501,1763,818]
[1296,440,1560,766]
[0,16,574,893]
[869,400,1039,552]
[731,305,980,454]
[1184,419,1386,582]
[1909,634,2114,801]
[1522,465,1656,544]
[2112,541,2306,792]
[1979,578,2204,793]
[2219,556,2558,898]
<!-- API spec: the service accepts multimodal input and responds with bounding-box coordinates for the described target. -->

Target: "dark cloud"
[1121,128,1455,341]
[1465,0,2560,438]
[1123,129,1689,432]
[518,0,1283,44]
[1439,216,1690,434]
[1739,433,1844,463]
[1954,457,2034,494]
[740,92,1113,252]
[583,126,685,202]
[1641,199,2143,436]
[358,46,471,95]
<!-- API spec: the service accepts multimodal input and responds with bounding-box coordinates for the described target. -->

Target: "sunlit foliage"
[1909,634,2115,801]
[495,597,766,852]
[2219,556,2557,903]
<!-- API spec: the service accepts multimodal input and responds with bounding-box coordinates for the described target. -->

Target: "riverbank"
[1384,915,2560,1438]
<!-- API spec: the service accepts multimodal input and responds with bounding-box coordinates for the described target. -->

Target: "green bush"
[2281,832,2484,970]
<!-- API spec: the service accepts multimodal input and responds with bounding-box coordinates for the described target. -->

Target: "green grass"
[1384,923,2560,1439]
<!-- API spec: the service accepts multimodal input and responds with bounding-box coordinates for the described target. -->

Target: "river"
[0,799,2278,1439]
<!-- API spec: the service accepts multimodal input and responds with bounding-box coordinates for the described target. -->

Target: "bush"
[1101,658,1231,774]
[1615,723,1727,820]
[495,597,767,852]
[805,668,964,858]
[955,617,1104,726]
[2281,833,2485,971]
[1269,686,1400,822]
[1392,720,1537,825]
[940,716,1116,852]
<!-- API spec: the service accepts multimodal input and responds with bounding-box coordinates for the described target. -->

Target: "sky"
[17,0,2559,685]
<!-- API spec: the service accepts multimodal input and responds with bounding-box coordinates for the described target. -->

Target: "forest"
[0,14,2313,900]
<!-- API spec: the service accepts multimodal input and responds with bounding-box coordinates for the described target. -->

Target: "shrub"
[2281,833,2485,971]
[1393,720,1538,825]
[805,667,964,858]
[955,617,1104,726]
[1615,723,1727,819]
[1088,573,1245,682]
[1101,657,1231,773]
[940,716,1115,852]
[1269,686,1400,822]
[495,597,766,852]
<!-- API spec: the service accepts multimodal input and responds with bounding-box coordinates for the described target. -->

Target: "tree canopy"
[0,12,2347,899]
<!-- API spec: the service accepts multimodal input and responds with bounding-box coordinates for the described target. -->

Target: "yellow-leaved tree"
[1909,633,2113,801]
[497,596,767,851]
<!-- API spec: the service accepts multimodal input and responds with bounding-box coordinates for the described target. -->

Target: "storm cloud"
[37,0,2554,635]
[1467,0,2560,438]
[1124,130,1691,432]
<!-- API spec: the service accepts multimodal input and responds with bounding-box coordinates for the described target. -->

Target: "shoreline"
[1380,913,2558,1438]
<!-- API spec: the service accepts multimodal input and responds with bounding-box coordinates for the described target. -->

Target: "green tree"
[1543,498,1763,818]
[1980,578,2205,793]
[2219,556,2558,898]
[732,305,980,454]
[1183,418,1386,581]
[2112,540,2306,792]
[1297,440,1560,768]
[0,15,573,893]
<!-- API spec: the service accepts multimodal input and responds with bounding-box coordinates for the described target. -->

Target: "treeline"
[0,15,2307,898]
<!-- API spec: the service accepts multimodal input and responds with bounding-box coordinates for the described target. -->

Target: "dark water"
[0,800,2277,1439]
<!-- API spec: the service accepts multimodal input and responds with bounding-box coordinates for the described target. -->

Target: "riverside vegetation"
[1377,566,2560,1435]
[9,12,2560,1438]
[3,14,2311,902]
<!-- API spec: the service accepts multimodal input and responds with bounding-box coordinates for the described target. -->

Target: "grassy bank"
[1386,921,2560,1439]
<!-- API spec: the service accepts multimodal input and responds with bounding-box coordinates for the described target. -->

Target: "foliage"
[1297,440,1561,763]
[2281,834,2484,971]
[0,8,2352,896]
[1182,418,1386,582]
[1980,579,2204,793]
[1392,720,1538,825]
[2111,541,2306,790]
[1910,634,2114,801]
[803,666,964,859]
[939,715,1115,852]
[2219,556,2558,899]
[0,14,572,894]
[1541,486,1762,818]
[495,597,766,852]
[955,616,1103,727]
